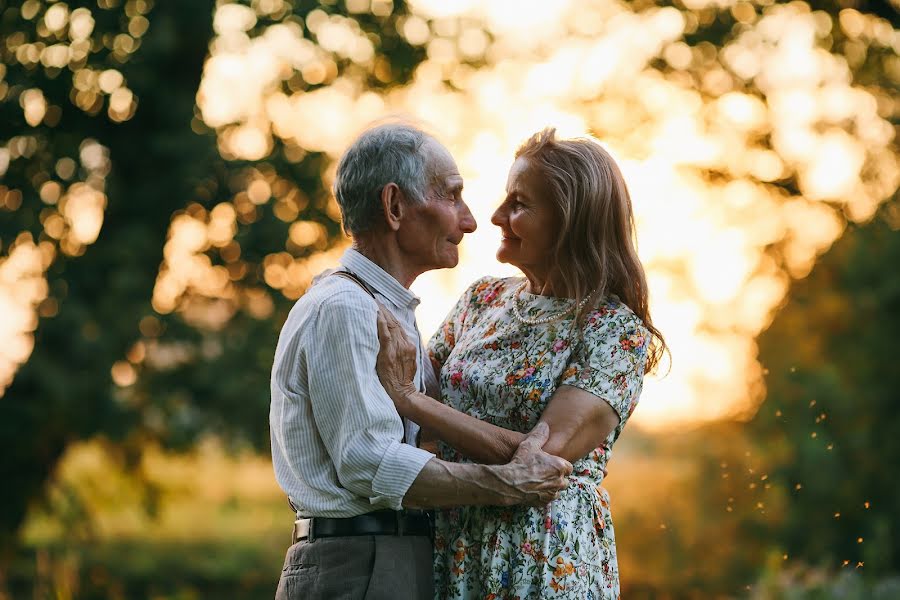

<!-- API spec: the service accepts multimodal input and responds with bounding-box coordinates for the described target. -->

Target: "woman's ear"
[380,183,405,232]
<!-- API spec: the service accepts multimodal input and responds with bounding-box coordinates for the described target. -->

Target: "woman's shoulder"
[461,275,521,307]
[584,296,648,337]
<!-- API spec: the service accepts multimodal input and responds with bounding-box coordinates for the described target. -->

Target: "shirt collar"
[340,248,421,310]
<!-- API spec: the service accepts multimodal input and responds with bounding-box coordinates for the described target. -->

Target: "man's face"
[398,140,477,273]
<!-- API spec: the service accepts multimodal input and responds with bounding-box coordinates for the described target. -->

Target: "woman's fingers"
[377,306,406,343]
[386,314,402,333]
[379,304,404,330]
[376,309,392,343]
[378,307,415,351]
[378,306,402,337]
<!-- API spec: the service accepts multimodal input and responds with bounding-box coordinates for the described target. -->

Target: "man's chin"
[432,250,459,270]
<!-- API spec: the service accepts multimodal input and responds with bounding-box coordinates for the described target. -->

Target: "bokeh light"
[1,0,138,395]
[191,0,898,430]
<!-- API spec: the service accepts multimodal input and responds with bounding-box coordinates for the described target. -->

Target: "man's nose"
[459,201,477,233]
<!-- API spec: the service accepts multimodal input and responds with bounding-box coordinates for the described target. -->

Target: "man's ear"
[380,183,405,232]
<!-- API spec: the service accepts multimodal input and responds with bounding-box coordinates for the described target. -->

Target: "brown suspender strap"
[330,270,377,299]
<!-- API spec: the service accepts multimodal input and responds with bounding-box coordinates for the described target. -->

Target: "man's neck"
[352,238,419,288]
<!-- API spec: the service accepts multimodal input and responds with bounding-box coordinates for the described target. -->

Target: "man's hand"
[493,422,573,507]
[404,423,574,509]
[375,305,418,416]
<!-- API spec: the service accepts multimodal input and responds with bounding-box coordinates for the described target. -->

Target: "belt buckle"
[293,518,315,544]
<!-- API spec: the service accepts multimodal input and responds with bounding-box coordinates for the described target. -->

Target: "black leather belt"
[292,509,432,544]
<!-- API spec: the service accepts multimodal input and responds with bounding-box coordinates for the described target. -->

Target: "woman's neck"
[522,267,569,298]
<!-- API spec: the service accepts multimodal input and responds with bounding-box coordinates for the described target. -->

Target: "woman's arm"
[395,384,618,464]
[377,308,621,464]
[415,360,442,453]
[538,385,620,462]
[404,390,524,464]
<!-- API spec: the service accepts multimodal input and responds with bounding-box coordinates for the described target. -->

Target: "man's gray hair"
[333,123,433,236]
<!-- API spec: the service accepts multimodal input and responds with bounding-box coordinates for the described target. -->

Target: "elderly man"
[270,123,572,600]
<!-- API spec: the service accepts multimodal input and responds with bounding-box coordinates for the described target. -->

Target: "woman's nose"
[490,204,506,227]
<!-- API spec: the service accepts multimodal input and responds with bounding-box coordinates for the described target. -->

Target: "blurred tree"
[752,200,900,575]
[611,424,782,595]
[0,0,426,555]
[0,0,220,554]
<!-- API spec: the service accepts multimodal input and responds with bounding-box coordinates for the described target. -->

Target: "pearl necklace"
[510,283,594,326]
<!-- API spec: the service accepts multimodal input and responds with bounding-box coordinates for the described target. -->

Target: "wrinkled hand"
[502,422,573,507]
[375,305,418,416]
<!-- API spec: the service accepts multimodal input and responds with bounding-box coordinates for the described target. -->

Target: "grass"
[11,438,293,599]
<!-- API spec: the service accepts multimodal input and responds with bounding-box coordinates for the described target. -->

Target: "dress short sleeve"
[559,307,650,424]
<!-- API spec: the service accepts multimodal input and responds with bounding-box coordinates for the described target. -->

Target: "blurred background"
[1,0,898,598]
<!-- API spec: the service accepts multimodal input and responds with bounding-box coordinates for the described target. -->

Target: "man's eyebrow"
[434,177,462,195]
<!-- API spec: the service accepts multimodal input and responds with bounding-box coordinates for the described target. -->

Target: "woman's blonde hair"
[516,128,667,372]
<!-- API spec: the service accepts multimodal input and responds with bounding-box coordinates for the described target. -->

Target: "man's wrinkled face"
[398,140,477,273]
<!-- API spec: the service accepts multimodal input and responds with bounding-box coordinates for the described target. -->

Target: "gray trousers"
[274,535,433,600]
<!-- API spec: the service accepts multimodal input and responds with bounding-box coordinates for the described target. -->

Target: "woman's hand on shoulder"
[375,305,418,416]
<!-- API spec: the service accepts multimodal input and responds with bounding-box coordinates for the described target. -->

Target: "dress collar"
[339,248,421,310]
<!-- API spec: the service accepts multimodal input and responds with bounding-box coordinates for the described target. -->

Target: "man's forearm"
[402,458,525,509]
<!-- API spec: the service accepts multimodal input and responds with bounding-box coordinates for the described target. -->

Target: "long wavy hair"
[516,128,668,373]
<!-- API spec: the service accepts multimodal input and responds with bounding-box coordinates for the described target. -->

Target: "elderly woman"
[376,129,666,600]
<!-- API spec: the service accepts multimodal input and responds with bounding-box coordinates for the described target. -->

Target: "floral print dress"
[427,277,650,600]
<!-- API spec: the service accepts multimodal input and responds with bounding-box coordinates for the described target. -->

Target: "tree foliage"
[752,201,900,574]
[0,0,425,551]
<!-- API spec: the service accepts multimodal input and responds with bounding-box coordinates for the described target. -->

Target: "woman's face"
[491,157,560,277]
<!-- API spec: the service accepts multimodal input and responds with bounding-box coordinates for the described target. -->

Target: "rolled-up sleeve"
[306,293,434,509]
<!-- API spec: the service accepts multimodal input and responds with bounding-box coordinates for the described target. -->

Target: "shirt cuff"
[370,440,434,510]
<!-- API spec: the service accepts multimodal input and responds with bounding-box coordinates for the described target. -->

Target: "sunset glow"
[2,1,897,432]
[191,0,899,429]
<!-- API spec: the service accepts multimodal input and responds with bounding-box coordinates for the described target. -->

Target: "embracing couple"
[269,122,666,600]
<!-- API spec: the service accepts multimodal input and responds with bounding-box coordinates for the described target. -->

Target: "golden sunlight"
[193,1,897,430]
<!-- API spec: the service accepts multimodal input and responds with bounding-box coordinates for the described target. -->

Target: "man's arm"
[403,422,571,508]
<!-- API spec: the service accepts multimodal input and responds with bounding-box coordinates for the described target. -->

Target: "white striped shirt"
[269,249,435,517]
